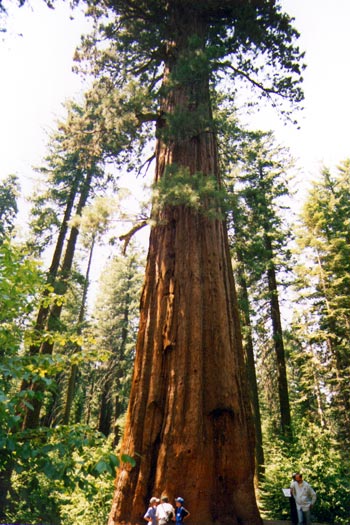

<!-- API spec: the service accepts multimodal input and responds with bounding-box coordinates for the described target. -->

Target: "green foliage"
[0,239,44,421]
[58,474,113,525]
[0,239,42,325]
[6,428,135,525]
[6,471,62,524]
[0,174,19,240]
[260,421,350,525]
[57,438,135,525]
[79,1,305,118]
[152,165,228,220]
[226,129,294,280]
[159,104,213,143]
[295,159,350,444]
[90,245,145,434]
[0,241,139,522]
[28,98,108,254]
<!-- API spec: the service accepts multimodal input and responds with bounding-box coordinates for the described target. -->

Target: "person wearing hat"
[174,497,190,525]
[156,495,175,525]
[144,497,160,525]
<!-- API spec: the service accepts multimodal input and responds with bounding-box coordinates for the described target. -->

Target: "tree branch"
[119,220,148,254]
[136,112,158,124]
[137,153,156,177]
[222,62,284,100]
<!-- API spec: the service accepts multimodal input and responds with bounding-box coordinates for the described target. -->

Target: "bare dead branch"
[119,220,148,254]
[137,152,156,177]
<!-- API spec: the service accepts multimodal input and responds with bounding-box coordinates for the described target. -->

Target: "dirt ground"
[264,521,326,525]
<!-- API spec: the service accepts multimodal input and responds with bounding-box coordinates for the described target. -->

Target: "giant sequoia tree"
[76,2,305,524]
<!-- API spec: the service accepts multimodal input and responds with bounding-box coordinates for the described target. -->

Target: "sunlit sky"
[1,0,350,204]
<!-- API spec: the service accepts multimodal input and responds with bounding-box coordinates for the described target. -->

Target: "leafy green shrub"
[6,429,134,525]
[259,422,350,525]
[6,470,61,525]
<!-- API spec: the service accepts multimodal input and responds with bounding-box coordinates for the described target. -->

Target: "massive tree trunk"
[109,9,261,525]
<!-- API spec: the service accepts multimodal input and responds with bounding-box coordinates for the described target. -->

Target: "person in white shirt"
[156,495,175,525]
[291,472,317,525]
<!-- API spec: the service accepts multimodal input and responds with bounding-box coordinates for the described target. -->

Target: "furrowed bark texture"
[110,140,261,525]
[109,196,260,525]
[109,8,261,525]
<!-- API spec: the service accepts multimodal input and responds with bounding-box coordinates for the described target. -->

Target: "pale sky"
[0,0,91,195]
[268,0,350,192]
[1,0,350,203]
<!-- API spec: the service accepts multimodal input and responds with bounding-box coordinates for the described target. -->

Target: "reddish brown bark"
[109,124,261,522]
[109,9,261,525]
[109,210,261,524]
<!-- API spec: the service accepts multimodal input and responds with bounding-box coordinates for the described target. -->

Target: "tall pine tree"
[297,160,350,449]
[227,130,293,439]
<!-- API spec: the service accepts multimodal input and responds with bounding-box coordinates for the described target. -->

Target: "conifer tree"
[21,84,146,429]
[76,2,305,523]
[297,160,350,448]
[61,197,117,425]
[91,245,145,442]
[0,174,19,241]
[22,120,101,428]
[227,130,293,439]
[216,111,265,478]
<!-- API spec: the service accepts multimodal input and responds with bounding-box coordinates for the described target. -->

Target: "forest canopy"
[0,1,349,524]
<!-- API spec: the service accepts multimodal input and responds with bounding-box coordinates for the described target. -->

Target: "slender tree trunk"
[264,234,292,438]
[22,171,93,429]
[48,182,79,280]
[85,370,95,427]
[23,183,77,365]
[309,346,326,429]
[63,235,95,425]
[234,258,265,481]
[98,370,113,436]
[0,456,12,520]
[98,307,129,437]
[109,11,261,525]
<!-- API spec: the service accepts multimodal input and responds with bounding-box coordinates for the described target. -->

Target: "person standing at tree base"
[156,495,175,525]
[291,473,317,525]
[144,497,160,525]
[174,497,190,525]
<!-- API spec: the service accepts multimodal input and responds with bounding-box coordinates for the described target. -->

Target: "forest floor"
[264,521,327,525]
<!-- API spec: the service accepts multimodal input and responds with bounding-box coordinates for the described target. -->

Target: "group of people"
[144,495,190,525]
[144,476,316,525]
[290,472,317,525]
